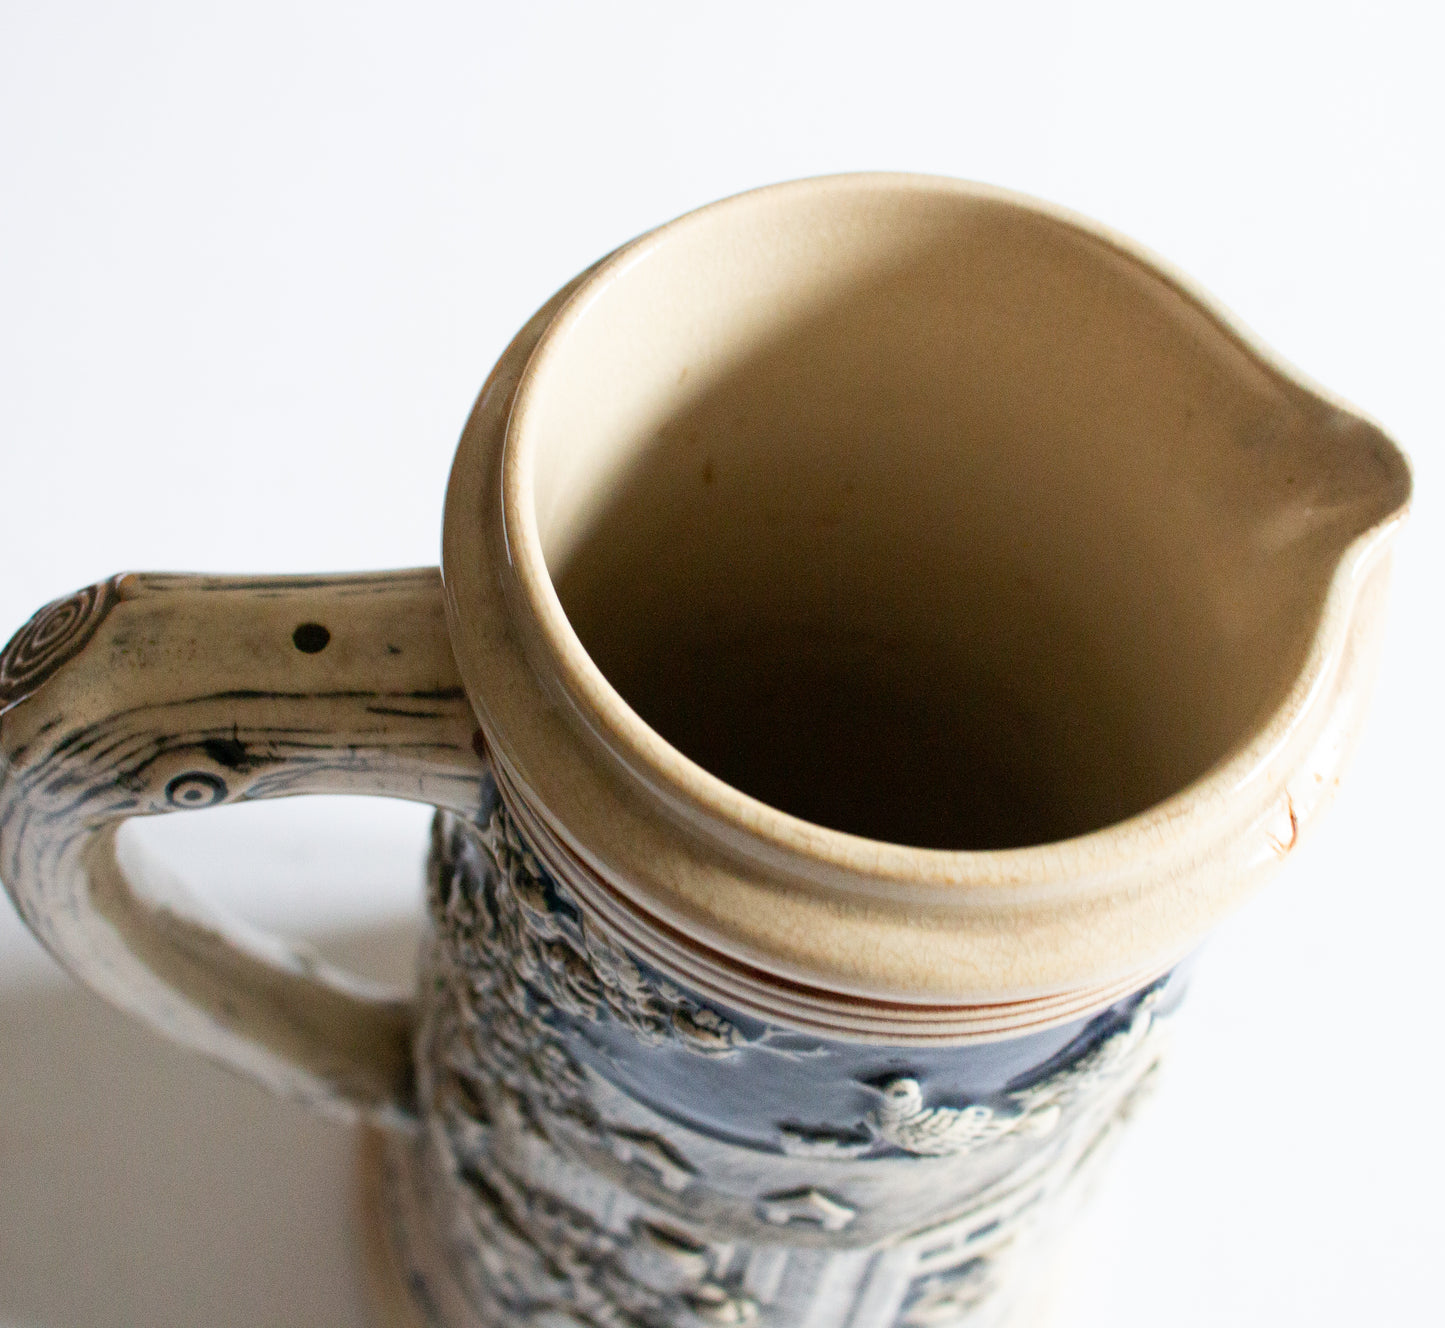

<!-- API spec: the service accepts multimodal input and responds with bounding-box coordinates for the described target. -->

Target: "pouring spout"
[1230,395,1411,845]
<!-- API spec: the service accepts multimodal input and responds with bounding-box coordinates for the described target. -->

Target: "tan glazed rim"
[442,173,1413,1041]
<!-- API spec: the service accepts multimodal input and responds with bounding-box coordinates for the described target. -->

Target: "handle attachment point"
[0,568,487,1128]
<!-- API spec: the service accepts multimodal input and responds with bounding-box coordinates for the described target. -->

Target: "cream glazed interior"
[443,173,1412,1036]
[0,171,1415,1328]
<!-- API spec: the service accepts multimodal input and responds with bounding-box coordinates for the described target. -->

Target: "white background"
[1,3,1441,1324]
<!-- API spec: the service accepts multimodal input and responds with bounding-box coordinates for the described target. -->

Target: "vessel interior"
[524,186,1407,849]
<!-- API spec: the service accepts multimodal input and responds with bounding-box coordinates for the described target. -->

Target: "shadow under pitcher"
[0,176,1412,1327]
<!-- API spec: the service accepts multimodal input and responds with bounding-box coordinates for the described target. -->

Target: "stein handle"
[0,568,488,1130]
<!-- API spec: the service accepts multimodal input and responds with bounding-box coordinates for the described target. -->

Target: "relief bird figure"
[779,1079,1024,1159]
[778,986,1169,1160]
[868,1078,1018,1156]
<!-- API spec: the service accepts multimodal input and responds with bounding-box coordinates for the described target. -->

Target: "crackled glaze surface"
[378,782,1177,1328]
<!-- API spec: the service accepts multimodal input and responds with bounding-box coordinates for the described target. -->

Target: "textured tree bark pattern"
[0,569,487,1122]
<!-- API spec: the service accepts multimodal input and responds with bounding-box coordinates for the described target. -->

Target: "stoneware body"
[0,176,1412,1328]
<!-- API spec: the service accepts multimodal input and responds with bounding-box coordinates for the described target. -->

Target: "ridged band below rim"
[489,757,1175,1045]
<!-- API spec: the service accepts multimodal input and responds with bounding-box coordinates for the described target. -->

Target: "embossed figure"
[867,989,1164,1159]
[380,788,1176,1328]
[0,175,1407,1328]
[873,1078,1020,1156]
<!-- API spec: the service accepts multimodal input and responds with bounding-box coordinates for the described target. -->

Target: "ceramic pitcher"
[0,175,1411,1328]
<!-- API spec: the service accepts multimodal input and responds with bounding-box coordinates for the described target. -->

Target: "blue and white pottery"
[0,176,1412,1326]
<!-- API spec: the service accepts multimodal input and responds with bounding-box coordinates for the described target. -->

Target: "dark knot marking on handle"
[164,771,230,809]
[292,622,331,654]
[0,577,123,715]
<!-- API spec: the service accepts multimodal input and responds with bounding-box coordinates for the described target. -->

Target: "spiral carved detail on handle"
[0,577,122,714]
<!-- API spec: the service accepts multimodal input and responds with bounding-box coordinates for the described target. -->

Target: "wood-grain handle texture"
[0,568,488,1129]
